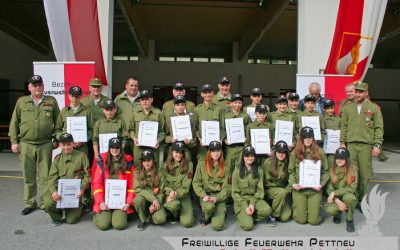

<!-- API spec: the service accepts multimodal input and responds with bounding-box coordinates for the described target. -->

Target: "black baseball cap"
[139,90,152,98]
[255,104,267,113]
[208,141,222,150]
[28,75,43,85]
[335,147,350,159]
[323,99,335,109]
[201,84,213,92]
[275,96,288,104]
[103,100,116,109]
[69,86,82,96]
[141,149,155,160]
[109,137,122,148]
[219,76,230,84]
[173,95,186,104]
[300,126,314,138]
[59,133,74,143]
[231,94,243,102]
[288,93,299,100]
[274,140,289,153]
[243,146,256,156]
[174,82,184,90]
[251,88,262,96]
[304,94,316,102]
[171,141,185,152]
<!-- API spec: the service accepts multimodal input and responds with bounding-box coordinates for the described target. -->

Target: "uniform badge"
[153,187,159,194]
[351,176,356,183]
[188,172,193,179]
[46,112,51,117]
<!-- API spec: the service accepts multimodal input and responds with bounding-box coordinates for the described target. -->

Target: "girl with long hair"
[288,127,329,225]
[133,149,166,231]
[232,146,271,231]
[325,147,358,232]
[92,138,135,230]
[161,142,195,227]
[263,140,292,226]
[192,141,231,231]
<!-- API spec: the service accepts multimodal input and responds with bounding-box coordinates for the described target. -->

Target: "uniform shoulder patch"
[351,175,357,183]
[228,176,232,185]
[188,172,193,179]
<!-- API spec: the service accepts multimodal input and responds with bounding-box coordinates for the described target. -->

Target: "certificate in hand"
[299,159,321,188]
[105,179,127,209]
[274,120,294,146]
[301,116,321,140]
[323,129,341,154]
[225,118,245,144]
[250,129,271,155]
[99,133,118,153]
[201,121,220,146]
[246,107,256,121]
[52,147,61,162]
[56,179,81,209]
[171,115,193,141]
[138,121,159,147]
[66,116,88,142]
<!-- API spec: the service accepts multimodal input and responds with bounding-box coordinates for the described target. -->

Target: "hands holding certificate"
[100,202,131,211]
[52,190,83,202]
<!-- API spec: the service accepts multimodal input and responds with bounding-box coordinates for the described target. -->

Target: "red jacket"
[92,153,135,214]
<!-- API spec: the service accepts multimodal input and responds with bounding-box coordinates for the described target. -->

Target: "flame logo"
[358,185,389,237]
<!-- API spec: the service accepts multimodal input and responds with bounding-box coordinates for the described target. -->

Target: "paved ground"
[0,144,399,250]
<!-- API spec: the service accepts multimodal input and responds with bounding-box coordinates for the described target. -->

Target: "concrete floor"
[0,146,399,250]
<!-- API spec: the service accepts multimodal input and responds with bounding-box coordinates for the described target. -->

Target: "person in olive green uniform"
[325,147,358,232]
[232,146,271,231]
[161,142,195,227]
[269,96,296,150]
[193,141,231,231]
[264,141,292,226]
[223,94,251,174]
[287,93,300,119]
[115,77,141,154]
[54,86,94,156]
[245,104,272,166]
[134,149,167,230]
[164,95,197,160]
[80,77,110,123]
[296,94,325,144]
[193,84,224,161]
[9,75,60,214]
[340,81,383,203]
[130,90,165,167]
[43,133,89,226]
[288,127,329,225]
[212,76,232,114]
[323,99,340,168]
[243,88,269,122]
[93,100,128,160]
[162,82,196,122]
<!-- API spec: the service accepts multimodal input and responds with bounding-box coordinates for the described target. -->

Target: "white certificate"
[171,115,193,141]
[274,120,294,146]
[99,133,118,153]
[201,121,220,146]
[246,107,256,121]
[66,116,88,142]
[52,147,61,162]
[299,159,321,188]
[323,129,341,154]
[105,179,127,209]
[138,121,158,147]
[225,118,245,144]
[56,179,81,209]
[250,129,271,155]
[301,116,321,140]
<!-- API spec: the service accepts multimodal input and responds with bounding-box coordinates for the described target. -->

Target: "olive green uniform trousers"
[266,187,292,222]
[43,190,82,224]
[292,189,322,225]
[200,199,226,231]
[134,195,166,225]
[325,193,357,221]
[163,194,195,228]
[93,210,128,230]
[234,199,271,231]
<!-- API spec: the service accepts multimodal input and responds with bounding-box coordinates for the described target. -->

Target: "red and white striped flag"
[43,0,107,84]
[325,0,387,81]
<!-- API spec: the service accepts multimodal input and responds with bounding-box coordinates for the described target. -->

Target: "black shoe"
[333,214,342,224]
[267,216,277,227]
[21,207,36,216]
[346,220,355,232]
[199,213,209,226]
[51,220,62,227]
[136,220,146,231]
[356,204,363,214]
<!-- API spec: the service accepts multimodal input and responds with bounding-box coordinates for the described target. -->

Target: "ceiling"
[1,0,400,67]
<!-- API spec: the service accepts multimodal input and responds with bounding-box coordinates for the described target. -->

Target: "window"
[159,57,175,62]
[113,56,128,61]
[193,57,209,62]
[176,57,191,62]
[210,58,224,63]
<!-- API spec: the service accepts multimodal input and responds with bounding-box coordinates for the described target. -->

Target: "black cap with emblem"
[208,141,222,150]
[69,86,82,96]
[201,84,213,92]
[219,76,230,84]
[275,96,288,104]
[288,93,299,100]
[304,94,316,102]
[274,140,289,153]
[59,133,74,143]
[28,75,43,85]
[173,95,186,104]
[174,82,184,90]
[231,93,243,102]
[255,104,267,113]
[141,149,155,160]
[300,126,314,138]
[335,147,350,159]
[139,90,152,98]
[171,141,185,153]
[323,99,335,109]
[109,137,122,148]
[251,88,262,96]
[103,100,116,109]
[243,146,256,156]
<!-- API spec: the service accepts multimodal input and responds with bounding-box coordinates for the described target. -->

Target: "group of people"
[8,74,384,233]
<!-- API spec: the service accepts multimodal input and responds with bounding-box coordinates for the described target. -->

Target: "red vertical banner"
[324,75,353,115]
[64,63,95,106]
